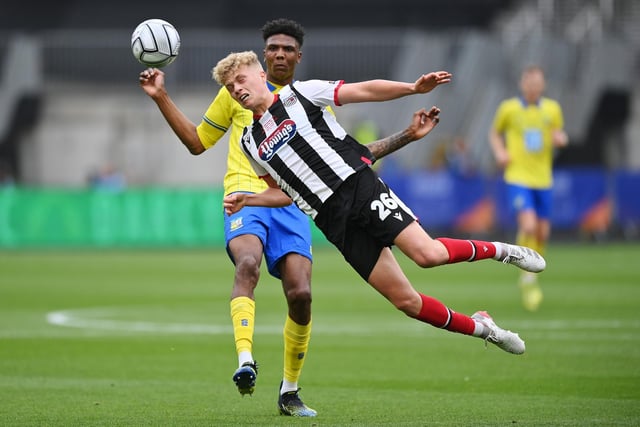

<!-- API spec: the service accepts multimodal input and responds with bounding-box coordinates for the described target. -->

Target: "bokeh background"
[1,0,639,247]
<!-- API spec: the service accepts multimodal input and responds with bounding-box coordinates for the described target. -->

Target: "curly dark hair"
[261,18,305,48]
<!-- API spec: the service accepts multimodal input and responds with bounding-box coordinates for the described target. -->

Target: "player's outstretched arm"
[223,175,292,215]
[337,71,452,105]
[367,106,441,160]
[138,67,206,155]
[223,189,292,215]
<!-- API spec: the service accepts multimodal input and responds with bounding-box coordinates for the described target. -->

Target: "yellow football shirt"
[491,97,564,189]
[196,84,287,195]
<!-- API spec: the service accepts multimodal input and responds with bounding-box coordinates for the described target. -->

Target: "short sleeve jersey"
[196,84,285,195]
[491,96,564,189]
[240,79,373,219]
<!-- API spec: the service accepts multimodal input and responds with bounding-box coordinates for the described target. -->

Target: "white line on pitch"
[43,306,640,336]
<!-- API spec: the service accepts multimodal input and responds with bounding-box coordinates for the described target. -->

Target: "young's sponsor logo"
[258,119,297,160]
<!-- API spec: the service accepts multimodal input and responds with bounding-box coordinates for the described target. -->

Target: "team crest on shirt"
[282,93,298,107]
[258,119,297,161]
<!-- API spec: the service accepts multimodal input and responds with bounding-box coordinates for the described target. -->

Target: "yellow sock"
[283,316,311,384]
[536,239,546,257]
[515,233,544,310]
[517,232,545,256]
[516,232,533,250]
[517,232,539,283]
[230,296,255,357]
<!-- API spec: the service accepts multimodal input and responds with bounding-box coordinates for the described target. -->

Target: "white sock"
[491,241,506,260]
[472,320,488,338]
[238,351,253,368]
[280,379,298,394]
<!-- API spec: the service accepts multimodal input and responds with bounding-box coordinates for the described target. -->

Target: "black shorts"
[314,167,417,280]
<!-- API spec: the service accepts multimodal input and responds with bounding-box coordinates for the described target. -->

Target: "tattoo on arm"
[366,129,412,160]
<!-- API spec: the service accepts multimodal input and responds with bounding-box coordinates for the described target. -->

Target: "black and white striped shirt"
[240,80,374,219]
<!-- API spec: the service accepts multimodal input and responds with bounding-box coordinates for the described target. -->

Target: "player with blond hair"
[218,51,545,369]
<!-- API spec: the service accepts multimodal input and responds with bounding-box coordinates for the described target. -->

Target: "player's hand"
[406,106,441,141]
[414,71,452,93]
[223,193,247,215]
[494,148,510,169]
[138,67,165,98]
[552,130,569,147]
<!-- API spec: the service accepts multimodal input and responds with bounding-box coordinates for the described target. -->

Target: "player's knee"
[393,296,420,317]
[235,255,261,282]
[284,285,312,323]
[520,224,537,236]
[285,284,312,305]
[412,248,443,268]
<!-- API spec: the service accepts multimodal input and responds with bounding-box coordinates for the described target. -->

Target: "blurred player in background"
[218,51,547,367]
[489,65,568,311]
[139,18,446,417]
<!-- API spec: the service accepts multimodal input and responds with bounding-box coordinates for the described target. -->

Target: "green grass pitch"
[1,243,639,426]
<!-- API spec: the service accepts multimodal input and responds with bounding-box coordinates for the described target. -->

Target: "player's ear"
[297,51,302,63]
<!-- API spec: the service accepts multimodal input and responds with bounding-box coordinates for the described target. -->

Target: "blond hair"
[212,50,261,85]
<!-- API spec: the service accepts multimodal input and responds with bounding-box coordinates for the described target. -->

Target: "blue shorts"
[224,201,313,279]
[506,183,552,220]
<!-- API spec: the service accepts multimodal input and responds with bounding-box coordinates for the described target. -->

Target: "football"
[131,19,180,68]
